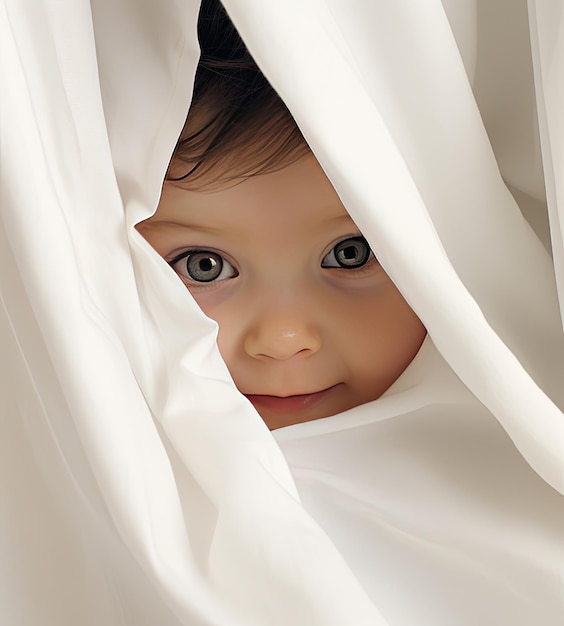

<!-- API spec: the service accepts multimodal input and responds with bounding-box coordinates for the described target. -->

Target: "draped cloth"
[1,0,563,624]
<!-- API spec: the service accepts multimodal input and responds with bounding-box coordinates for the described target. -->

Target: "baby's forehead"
[146,155,358,238]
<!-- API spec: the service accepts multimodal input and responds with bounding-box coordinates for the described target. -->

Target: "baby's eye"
[170,250,238,283]
[321,236,373,269]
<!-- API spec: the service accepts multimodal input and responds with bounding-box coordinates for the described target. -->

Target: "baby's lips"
[244,385,339,415]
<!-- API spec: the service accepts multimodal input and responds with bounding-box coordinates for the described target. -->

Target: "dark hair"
[167,0,309,188]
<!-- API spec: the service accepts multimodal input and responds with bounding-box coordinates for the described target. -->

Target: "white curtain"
[1,1,563,625]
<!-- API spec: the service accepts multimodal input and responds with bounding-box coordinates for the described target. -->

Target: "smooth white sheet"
[1,0,563,624]
[275,338,564,625]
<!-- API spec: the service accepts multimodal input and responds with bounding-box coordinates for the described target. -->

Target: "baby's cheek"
[201,301,246,371]
[347,288,425,382]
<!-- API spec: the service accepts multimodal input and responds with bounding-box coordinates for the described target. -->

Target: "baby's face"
[139,154,425,429]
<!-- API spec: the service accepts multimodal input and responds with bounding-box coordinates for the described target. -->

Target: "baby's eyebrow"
[139,219,225,235]
[327,213,358,224]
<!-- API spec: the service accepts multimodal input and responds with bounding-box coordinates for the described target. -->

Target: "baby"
[138,0,426,429]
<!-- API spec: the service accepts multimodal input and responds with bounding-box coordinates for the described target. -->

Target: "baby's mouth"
[244,386,338,415]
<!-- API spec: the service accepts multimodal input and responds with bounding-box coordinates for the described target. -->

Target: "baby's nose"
[243,306,322,361]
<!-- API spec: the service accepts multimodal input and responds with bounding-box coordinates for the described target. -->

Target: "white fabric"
[1,1,563,625]
[275,338,564,625]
